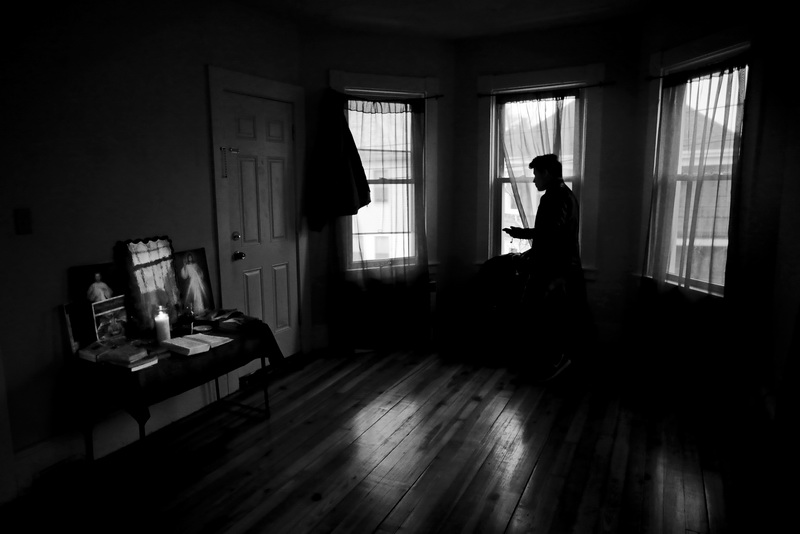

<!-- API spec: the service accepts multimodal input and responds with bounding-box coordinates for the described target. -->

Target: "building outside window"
[645,52,749,296]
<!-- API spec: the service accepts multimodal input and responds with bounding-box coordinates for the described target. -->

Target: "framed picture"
[67,262,127,305]
[91,295,127,342]
[173,248,214,315]
[66,262,128,348]
[115,236,181,334]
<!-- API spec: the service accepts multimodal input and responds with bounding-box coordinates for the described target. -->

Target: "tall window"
[645,58,749,295]
[493,89,585,255]
[346,98,424,266]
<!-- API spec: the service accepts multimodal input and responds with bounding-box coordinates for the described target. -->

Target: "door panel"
[243,268,265,321]
[272,263,290,330]
[269,159,286,239]
[237,156,261,244]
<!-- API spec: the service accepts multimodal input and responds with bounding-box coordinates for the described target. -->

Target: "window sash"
[347,99,422,268]
[492,91,585,256]
[646,63,747,294]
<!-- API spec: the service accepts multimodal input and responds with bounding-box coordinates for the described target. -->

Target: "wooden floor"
[0,348,786,533]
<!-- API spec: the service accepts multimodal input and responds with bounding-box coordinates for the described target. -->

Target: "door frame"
[207,66,309,356]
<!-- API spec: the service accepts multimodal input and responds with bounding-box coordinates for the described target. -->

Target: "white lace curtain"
[645,63,748,294]
[345,99,426,277]
[499,90,580,230]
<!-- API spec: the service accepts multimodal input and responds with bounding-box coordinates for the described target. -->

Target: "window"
[645,52,749,296]
[479,65,603,267]
[493,89,584,255]
[331,70,438,270]
[346,98,422,265]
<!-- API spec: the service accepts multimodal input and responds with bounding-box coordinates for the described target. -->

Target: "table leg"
[128,406,151,440]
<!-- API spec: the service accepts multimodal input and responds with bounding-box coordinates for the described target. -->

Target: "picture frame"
[67,262,127,305]
[173,248,215,315]
[115,236,181,335]
[91,295,127,342]
[66,262,128,348]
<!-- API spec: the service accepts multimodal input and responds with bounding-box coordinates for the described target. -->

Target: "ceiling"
[257,0,646,40]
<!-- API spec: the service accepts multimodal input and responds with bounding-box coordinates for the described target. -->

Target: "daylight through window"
[347,99,421,265]
[494,89,584,255]
[646,61,748,295]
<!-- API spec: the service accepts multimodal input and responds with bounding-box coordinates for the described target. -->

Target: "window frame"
[330,70,439,271]
[478,64,604,273]
[345,97,420,268]
[641,37,750,296]
[492,88,585,256]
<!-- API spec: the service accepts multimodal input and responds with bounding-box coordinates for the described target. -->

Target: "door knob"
[232,231,241,241]
[232,251,246,261]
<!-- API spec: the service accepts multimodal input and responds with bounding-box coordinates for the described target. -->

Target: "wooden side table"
[70,323,283,460]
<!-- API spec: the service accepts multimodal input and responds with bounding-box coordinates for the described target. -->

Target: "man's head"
[529,154,563,191]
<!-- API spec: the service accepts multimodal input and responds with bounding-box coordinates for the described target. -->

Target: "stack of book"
[78,339,160,372]
[160,333,233,356]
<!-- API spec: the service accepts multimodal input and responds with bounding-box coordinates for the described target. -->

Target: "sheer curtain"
[330,96,430,353]
[498,90,581,254]
[645,63,748,295]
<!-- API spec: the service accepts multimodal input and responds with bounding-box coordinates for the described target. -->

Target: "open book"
[161,333,233,355]
[184,333,234,348]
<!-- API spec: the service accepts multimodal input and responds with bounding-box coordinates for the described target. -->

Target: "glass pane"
[347,100,417,263]
[353,183,415,262]
[352,184,412,235]
[500,182,537,255]
[349,103,411,181]
[667,178,730,285]
[353,231,415,262]
[656,67,745,290]
[500,96,578,179]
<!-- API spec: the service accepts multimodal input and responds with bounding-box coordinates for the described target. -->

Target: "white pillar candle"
[155,306,171,343]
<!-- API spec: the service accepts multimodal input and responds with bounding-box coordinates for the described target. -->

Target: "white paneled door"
[209,68,301,392]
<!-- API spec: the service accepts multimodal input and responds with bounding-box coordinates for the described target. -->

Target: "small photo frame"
[91,295,127,341]
[115,236,181,333]
[173,248,215,315]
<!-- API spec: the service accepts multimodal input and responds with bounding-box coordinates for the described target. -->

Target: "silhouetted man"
[487,154,588,380]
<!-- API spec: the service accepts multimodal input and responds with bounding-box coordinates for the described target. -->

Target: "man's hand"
[503,226,528,239]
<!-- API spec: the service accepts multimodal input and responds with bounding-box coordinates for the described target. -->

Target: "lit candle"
[155,306,171,343]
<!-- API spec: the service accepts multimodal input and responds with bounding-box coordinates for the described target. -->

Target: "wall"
[1,0,301,490]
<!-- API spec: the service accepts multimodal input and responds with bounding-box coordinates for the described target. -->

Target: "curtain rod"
[335,87,444,101]
[645,53,749,84]
[477,80,613,98]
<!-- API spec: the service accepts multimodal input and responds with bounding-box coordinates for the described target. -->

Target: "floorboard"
[0,348,774,533]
